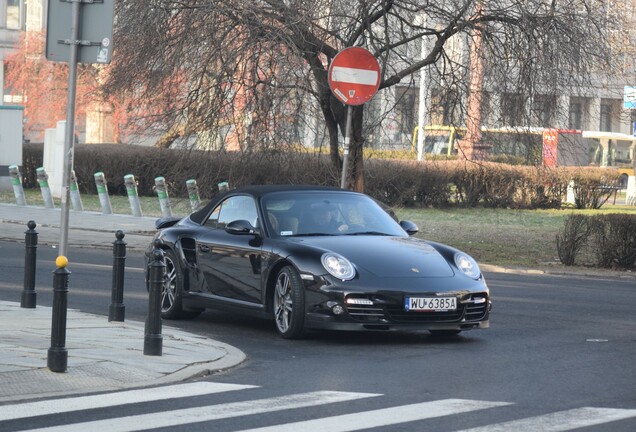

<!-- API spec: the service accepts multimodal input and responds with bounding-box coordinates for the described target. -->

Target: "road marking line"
[454,407,636,432]
[18,390,381,432]
[0,382,256,422]
[236,399,511,432]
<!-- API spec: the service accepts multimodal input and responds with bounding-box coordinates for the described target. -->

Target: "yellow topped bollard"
[56,255,68,269]
[49,254,71,372]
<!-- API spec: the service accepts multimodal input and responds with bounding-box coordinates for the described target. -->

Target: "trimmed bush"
[556,214,592,266]
[21,143,621,211]
[557,214,636,269]
[589,214,636,269]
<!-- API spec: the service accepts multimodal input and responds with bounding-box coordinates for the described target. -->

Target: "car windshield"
[262,191,406,238]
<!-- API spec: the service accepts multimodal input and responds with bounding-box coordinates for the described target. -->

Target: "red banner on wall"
[542,128,559,167]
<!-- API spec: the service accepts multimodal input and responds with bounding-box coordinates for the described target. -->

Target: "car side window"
[214,195,258,230]
[204,205,221,228]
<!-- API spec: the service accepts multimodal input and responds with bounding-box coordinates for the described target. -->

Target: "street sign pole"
[59,0,81,258]
[340,106,353,188]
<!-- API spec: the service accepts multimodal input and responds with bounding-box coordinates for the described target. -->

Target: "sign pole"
[327,47,381,190]
[59,0,81,258]
[340,106,353,189]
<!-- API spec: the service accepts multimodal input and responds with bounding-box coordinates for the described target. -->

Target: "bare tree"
[104,0,627,191]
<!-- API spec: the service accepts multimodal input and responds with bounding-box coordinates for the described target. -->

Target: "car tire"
[158,249,202,320]
[273,265,306,339]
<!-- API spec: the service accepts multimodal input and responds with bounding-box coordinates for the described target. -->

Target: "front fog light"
[332,305,345,315]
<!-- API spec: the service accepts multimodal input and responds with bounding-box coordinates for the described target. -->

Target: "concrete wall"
[0,105,23,190]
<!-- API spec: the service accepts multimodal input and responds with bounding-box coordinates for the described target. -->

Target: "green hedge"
[22,143,621,209]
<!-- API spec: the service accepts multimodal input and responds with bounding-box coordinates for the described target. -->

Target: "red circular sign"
[328,47,381,106]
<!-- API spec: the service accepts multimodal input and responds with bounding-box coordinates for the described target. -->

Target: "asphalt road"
[1,240,635,431]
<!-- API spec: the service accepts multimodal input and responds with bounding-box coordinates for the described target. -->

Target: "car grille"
[344,293,488,324]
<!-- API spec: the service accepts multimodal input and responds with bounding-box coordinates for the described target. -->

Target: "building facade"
[1,0,45,103]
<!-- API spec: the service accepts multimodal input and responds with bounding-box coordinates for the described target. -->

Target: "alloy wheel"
[161,255,177,313]
[274,271,293,333]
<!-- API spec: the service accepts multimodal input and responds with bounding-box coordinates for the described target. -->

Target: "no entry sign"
[328,47,381,106]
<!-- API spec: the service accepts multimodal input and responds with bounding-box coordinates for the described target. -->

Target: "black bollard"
[144,243,164,356]
[109,230,127,322]
[21,220,38,308]
[48,256,70,373]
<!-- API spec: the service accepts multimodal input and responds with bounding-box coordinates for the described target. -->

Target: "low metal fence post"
[21,220,38,308]
[94,172,113,215]
[144,241,164,356]
[70,170,83,211]
[109,230,126,322]
[154,176,172,218]
[186,179,201,211]
[124,174,143,217]
[9,165,26,206]
[218,181,229,193]
[36,167,55,209]
[48,256,70,373]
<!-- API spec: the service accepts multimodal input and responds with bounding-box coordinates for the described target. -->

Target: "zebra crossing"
[0,382,634,432]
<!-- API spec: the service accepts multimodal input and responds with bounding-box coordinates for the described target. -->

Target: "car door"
[196,195,263,304]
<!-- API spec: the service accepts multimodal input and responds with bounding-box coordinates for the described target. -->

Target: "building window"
[395,91,416,138]
[501,93,525,126]
[532,95,555,127]
[6,0,21,29]
[568,102,582,130]
[600,104,612,132]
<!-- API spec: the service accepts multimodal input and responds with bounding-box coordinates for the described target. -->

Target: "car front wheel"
[153,249,202,320]
[273,266,305,339]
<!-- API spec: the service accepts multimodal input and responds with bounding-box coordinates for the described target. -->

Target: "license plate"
[405,296,457,312]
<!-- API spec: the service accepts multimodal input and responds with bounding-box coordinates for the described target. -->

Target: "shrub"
[556,214,592,266]
[557,214,636,269]
[20,143,623,211]
[589,214,636,269]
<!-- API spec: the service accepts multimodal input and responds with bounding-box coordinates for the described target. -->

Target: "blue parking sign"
[624,86,636,109]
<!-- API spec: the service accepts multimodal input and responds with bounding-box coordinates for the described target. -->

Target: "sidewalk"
[0,203,159,250]
[0,203,246,403]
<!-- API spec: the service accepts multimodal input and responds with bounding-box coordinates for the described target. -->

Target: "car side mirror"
[399,220,419,236]
[226,220,258,235]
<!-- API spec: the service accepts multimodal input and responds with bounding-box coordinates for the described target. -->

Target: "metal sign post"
[58,0,81,257]
[341,106,353,189]
[46,0,114,256]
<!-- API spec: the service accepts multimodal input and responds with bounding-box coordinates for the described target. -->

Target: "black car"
[146,185,491,339]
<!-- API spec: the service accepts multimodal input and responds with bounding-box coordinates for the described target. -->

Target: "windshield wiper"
[289,233,333,237]
[344,231,392,236]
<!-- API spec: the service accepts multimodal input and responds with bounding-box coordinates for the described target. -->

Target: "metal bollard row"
[7,166,229,216]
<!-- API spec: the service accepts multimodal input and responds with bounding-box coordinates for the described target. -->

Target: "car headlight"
[454,253,481,279]
[321,253,356,280]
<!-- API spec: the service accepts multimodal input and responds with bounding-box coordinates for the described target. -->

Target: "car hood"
[292,235,455,278]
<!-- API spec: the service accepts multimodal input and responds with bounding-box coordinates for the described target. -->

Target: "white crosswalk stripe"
[235,399,512,432]
[0,382,256,422]
[1,382,635,432]
[454,407,636,432]
[17,390,381,432]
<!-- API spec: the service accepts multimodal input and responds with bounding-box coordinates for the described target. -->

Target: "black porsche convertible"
[146,185,491,338]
